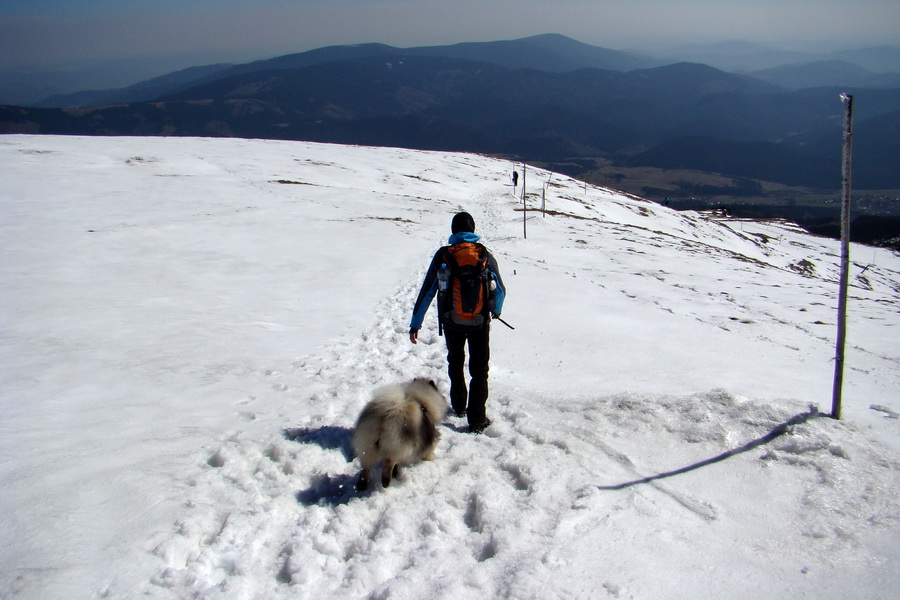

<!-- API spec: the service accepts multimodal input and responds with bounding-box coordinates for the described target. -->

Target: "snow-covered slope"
[1,135,898,600]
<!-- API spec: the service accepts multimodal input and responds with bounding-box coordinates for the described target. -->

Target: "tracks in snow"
[138,211,899,599]
[141,273,673,598]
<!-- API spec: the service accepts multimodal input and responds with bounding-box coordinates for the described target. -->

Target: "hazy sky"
[2,0,898,73]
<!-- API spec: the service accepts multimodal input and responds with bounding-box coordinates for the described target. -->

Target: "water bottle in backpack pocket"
[437,263,450,292]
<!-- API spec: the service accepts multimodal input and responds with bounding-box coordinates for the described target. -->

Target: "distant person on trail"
[512,170,519,188]
[409,212,506,434]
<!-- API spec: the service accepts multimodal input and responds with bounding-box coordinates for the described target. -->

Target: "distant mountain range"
[663,41,900,74]
[24,34,668,109]
[748,60,900,90]
[2,34,899,189]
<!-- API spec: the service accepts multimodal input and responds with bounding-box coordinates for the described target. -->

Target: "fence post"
[831,93,853,420]
[522,164,527,239]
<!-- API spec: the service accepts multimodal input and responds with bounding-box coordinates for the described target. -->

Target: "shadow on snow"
[295,472,361,506]
[283,425,359,506]
[596,406,823,491]
[283,425,355,462]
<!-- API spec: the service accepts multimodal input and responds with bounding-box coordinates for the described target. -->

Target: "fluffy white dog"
[352,378,447,491]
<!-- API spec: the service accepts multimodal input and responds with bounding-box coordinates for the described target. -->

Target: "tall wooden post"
[831,93,853,420]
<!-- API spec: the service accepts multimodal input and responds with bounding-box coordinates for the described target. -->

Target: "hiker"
[409,212,506,434]
[512,170,519,188]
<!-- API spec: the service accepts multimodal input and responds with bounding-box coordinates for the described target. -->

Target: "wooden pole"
[831,93,853,420]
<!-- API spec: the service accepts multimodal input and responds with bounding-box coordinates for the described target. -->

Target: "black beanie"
[451,212,475,234]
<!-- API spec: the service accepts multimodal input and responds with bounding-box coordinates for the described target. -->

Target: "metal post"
[831,93,853,420]
[522,164,527,239]
[543,170,552,217]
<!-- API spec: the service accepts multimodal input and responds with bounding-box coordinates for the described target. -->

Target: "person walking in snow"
[409,212,506,434]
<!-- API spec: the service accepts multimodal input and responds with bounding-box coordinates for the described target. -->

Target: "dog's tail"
[416,400,438,450]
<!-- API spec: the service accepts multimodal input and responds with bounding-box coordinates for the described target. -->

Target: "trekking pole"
[494,316,515,330]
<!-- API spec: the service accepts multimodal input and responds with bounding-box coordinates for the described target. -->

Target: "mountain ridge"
[2,34,899,189]
[29,34,666,109]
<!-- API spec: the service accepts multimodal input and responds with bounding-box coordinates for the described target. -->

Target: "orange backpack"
[438,242,490,330]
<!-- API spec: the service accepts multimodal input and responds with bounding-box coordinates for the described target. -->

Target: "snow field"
[1,135,898,600]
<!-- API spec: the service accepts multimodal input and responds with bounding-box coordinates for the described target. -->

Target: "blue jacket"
[409,232,506,331]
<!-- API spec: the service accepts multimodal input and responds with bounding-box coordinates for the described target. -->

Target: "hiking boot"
[468,418,492,434]
[452,408,466,418]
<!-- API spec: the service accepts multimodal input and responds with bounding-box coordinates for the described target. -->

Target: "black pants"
[444,326,490,425]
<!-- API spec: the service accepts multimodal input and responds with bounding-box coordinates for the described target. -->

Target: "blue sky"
[2,0,898,72]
